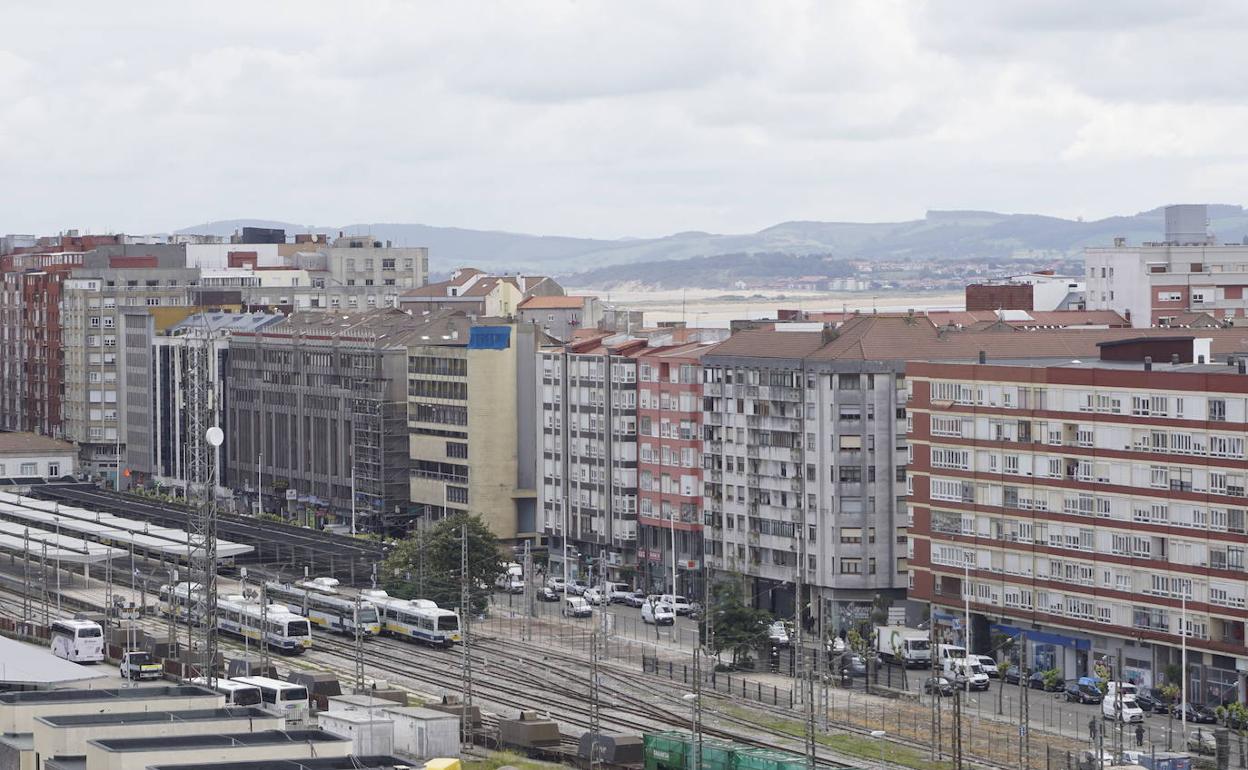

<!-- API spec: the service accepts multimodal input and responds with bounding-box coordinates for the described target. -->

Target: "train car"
[160,583,312,654]
[263,578,381,637]
[360,589,461,647]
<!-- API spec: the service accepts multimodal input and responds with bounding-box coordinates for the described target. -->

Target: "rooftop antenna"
[186,313,221,686]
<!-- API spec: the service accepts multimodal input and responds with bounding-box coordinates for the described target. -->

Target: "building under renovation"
[224,308,468,533]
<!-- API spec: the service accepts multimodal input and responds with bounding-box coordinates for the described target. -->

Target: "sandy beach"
[565,287,967,327]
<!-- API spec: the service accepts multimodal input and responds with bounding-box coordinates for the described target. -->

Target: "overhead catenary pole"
[1181,583,1188,741]
[459,520,474,749]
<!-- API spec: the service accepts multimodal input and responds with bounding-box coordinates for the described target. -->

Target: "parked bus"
[230,676,310,724]
[49,619,104,663]
[190,677,263,708]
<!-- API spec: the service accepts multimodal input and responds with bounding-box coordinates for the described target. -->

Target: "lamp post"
[964,549,972,654]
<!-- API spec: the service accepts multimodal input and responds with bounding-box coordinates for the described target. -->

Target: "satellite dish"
[205,426,224,447]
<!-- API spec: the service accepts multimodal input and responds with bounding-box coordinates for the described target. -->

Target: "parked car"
[1177,702,1217,724]
[562,596,592,618]
[566,580,588,596]
[1143,689,1173,714]
[603,582,633,603]
[546,576,566,591]
[1004,665,1025,685]
[1134,690,1160,713]
[924,676,955,696]
[1188,728,1217,755]
[767,621,791,647]
[1029,671,1064,691]
[582,588,605,606]
[642,600,675,626]
[660,594,692,615]
[845,654,868,678]
[623,590,647,608]
[120,650,162,681]
[1066,681,1104,705]
[537,587,559,602]
[974,655,1000,678]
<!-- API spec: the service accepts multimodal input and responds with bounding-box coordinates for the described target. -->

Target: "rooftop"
[36,707,272,727]
[146,757,414,770]
[0,432,76,456]
[0,636,108,687]
[89,729,346,752]
[0,685,215,706]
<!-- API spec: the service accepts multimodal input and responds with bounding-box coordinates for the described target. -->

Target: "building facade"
[0,433,77,481]
[540,334,642,582]
[517,295,602,342]
[907,340,1248,703]
[700,322,910,626]
[635,342,716,597]
[406,321,540,544]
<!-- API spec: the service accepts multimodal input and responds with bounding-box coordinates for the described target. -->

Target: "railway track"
[30,485,383,583]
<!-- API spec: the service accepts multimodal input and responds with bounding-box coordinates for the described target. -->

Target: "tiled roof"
[0,432,76,455]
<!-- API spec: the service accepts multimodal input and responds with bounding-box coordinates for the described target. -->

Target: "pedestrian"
[1089,718,1098,740]
[1135,723,1145,747]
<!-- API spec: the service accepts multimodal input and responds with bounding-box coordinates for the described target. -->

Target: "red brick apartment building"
[908,337,1248,704]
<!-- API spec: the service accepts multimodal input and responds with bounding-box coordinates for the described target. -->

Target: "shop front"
[989,623,1091,678]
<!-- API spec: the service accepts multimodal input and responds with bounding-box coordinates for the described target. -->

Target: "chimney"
[1144,356,1153,372]
[1171,353,1180,365]
[1240,359,1247,375]
[978,350,986,364]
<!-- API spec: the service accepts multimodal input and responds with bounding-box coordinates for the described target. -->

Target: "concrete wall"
[0,451,76,479]
[33,712,285,763]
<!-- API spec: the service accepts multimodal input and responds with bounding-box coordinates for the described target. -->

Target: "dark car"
[844,654,868,678]
[1177,702,1217,724]
[1143,689,1173,714]
[1004,665,1025,685]
[1065,682,1103,705]
[1029,672,1064,691]
[537,587,560,602]
[1134,691,1159,713]
[924,676,954,696]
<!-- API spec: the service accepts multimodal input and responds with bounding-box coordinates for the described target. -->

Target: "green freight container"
[731,747,808,770]
[645,731,693,770]
[694,738,737,770]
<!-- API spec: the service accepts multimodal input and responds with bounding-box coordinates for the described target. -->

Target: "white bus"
[49,619,104,663]
[361,590,461,647]
[190,677,263,708]
[230,676,309,725]
[263,579,381,637]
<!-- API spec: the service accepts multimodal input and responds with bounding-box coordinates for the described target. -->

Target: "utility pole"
[953,685,964,770]
[523,541,535,641]
[931,621,941,761]
[353,592,364,692]
[1018,633,1028,770]
[21,528,30,628]
[459,521,473,750]
[1115,648,1125,763]
[259,581,271,673]
[589,611,603,770]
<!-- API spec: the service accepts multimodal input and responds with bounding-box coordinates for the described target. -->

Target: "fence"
[642,653,794,708]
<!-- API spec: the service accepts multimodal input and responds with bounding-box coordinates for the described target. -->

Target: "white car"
[582,588,605,605]
[1102,695,1144,723]
[973,655,1000,677]
[562,596,592,618]
[642,601,675,626]
[546,576,566,591]
[767,621,790,646]
[660,594,692,615]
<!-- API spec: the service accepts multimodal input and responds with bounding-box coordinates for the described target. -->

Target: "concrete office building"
[908,337,1248,702]
[225,309,456,532]
[119,312,283,494]
[83,730,351,770]
[325,234,428,308]
[1086,203,1248,327]
[407,320,541,544]
[60,263,198,483]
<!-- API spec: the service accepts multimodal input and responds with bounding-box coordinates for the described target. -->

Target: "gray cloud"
[1,0,1247,238]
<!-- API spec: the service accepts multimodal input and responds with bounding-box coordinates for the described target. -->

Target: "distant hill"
[177,204,1248,285]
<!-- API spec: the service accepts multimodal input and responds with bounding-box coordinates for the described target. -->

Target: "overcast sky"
[3,0,1247,238]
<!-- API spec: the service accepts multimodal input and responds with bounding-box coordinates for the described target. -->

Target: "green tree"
[380,513,503,615]
[1221,701,1248,766]
[703,579,770,668]
[1161,683,1181,750]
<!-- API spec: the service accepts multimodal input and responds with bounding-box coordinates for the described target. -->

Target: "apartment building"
[908,337,1248,703]
[406,320,541,544]
[635,340,720,597]
[540,333,643,582]
[517,295,603,342]
[700,320,911,625]
[1086,203,1248,327]
[60,264,198,482]
[225,309,447,532]
[400,267,562,317]
[326,234,428,306]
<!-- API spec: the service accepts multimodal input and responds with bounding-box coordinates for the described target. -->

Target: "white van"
[942,658,990,691]
[604,582,633,603]
[660,594,692,615]
[1103,686,1144,723]
[936,643,967,662]
[562,596,592,618]
[642,600,675,626]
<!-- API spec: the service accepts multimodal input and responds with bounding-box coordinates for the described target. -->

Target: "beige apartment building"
[407,321,541,544]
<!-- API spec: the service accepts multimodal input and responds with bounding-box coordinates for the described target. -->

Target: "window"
[19,462,36,475]
[837,374,860,390]
[446,486,468,504]
[839,466,862,483]
[1157,291,1182,302]
[1210,399,1227,422]
[382,258,396,270]
[446,442,468,459]
[931,448,969,470]
[839,527,862,544]
[47,463,59,477]
[145,297,160,306]
[839,558,861,574]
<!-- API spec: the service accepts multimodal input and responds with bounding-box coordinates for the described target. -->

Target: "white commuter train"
[360,589,461,647]
[263,577,381,637]
[160,582,312,654]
